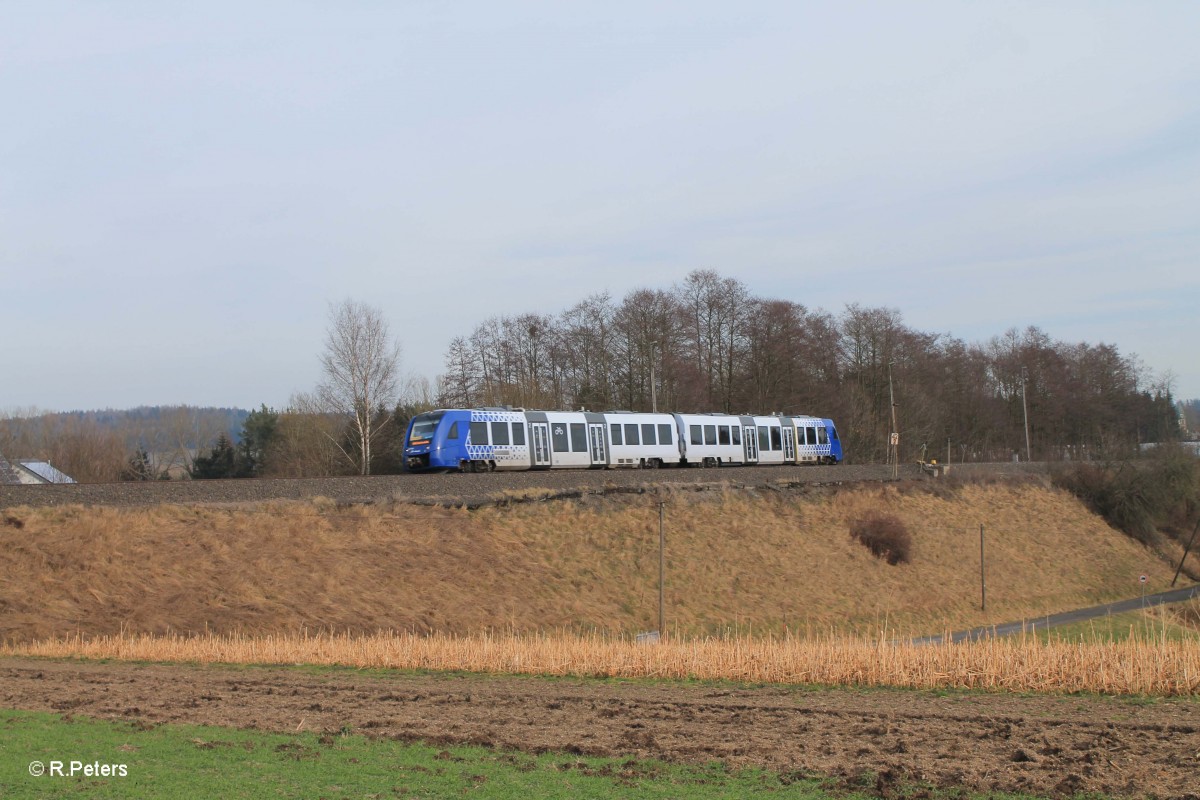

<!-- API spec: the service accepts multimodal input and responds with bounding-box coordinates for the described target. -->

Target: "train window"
[642,424,656,445]
[830,426,839,441]
[570,423,587,452]
[718,426,730,445]
[704,425,716,445]
[758,426,770,451]
[624,423,640,445]
[770,427,782,450]
[817,427,828,445]
[690,425,703,446]
[658,424,673,445]
[807,427,817,445]
[732,426,741,445]
[552,424,569,452]
[512,423,525,446]
[491,421,510,445]
[409,413,442,443]
[469,421,488,445]
[446,422,459,440]
[610,424,623,445]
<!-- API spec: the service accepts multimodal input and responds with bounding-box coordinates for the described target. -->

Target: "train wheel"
[646,458,660,469]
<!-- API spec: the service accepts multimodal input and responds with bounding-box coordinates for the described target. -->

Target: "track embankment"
[2,478,1189,642]
[0,462,1042,509]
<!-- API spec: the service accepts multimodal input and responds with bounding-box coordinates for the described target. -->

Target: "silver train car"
[403,408,842,472]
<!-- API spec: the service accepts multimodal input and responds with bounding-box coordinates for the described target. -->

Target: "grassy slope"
[1,479,1194,642]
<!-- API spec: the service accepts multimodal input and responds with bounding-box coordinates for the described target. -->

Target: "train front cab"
[824,418,843,464]
[403,409,471,472]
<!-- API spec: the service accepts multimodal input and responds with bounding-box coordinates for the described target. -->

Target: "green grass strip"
[0,709,860,799]
[0,708,1067,799]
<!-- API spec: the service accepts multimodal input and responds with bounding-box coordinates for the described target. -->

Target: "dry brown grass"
[6,629,1198,696]
[1,483,1194,643]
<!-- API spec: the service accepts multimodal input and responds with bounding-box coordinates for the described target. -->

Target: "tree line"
[0,406,247,483]
[2,281,1186,481]
[436,269,1181,464]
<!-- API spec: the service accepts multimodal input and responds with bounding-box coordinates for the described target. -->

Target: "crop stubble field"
[2,656,1199,798]
[3,463,1200,798]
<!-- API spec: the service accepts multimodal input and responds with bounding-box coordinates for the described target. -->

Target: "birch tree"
[317,299,402,475]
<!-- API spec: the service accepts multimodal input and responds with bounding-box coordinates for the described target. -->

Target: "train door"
[530,423,551,467]
[744,425,758,463]
[782,426,796,463]
[588,423,607,466]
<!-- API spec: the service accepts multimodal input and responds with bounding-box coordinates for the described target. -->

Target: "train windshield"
[408,412,444,443]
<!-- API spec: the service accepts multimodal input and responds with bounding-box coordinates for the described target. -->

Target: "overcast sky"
[3,2,1198,412]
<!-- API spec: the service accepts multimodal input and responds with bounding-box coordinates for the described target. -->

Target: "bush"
[849,512,912,565]
[1052,445,1199,549]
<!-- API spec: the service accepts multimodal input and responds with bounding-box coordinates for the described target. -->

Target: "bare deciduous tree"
[433,271,1182,463]
[317,299,402,475]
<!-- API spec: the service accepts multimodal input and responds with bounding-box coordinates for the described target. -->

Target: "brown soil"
[2,657,1197,798]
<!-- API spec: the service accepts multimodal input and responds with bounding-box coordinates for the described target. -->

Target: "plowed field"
[3,657,1197,798]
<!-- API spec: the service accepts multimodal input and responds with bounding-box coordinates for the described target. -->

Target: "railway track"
[0,462,1044,509]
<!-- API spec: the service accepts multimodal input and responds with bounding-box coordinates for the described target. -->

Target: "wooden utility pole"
[1172,518,1200,587]
[980,523,987,612]
[658,501,666,637]
[888,360,899,478]
[1020,366,1031,462]
[650,341,658,414]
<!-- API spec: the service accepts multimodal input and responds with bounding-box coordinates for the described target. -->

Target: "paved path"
[913,583,1200,644]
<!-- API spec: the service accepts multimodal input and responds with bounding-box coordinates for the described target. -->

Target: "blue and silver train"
[403,408,842,472]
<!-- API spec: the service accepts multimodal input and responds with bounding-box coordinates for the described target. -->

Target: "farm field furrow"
[2,657,1197,798]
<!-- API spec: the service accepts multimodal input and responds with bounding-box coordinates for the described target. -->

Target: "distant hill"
[0,406,252,482]
[7,406,251,449]
[115,406,250,448]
